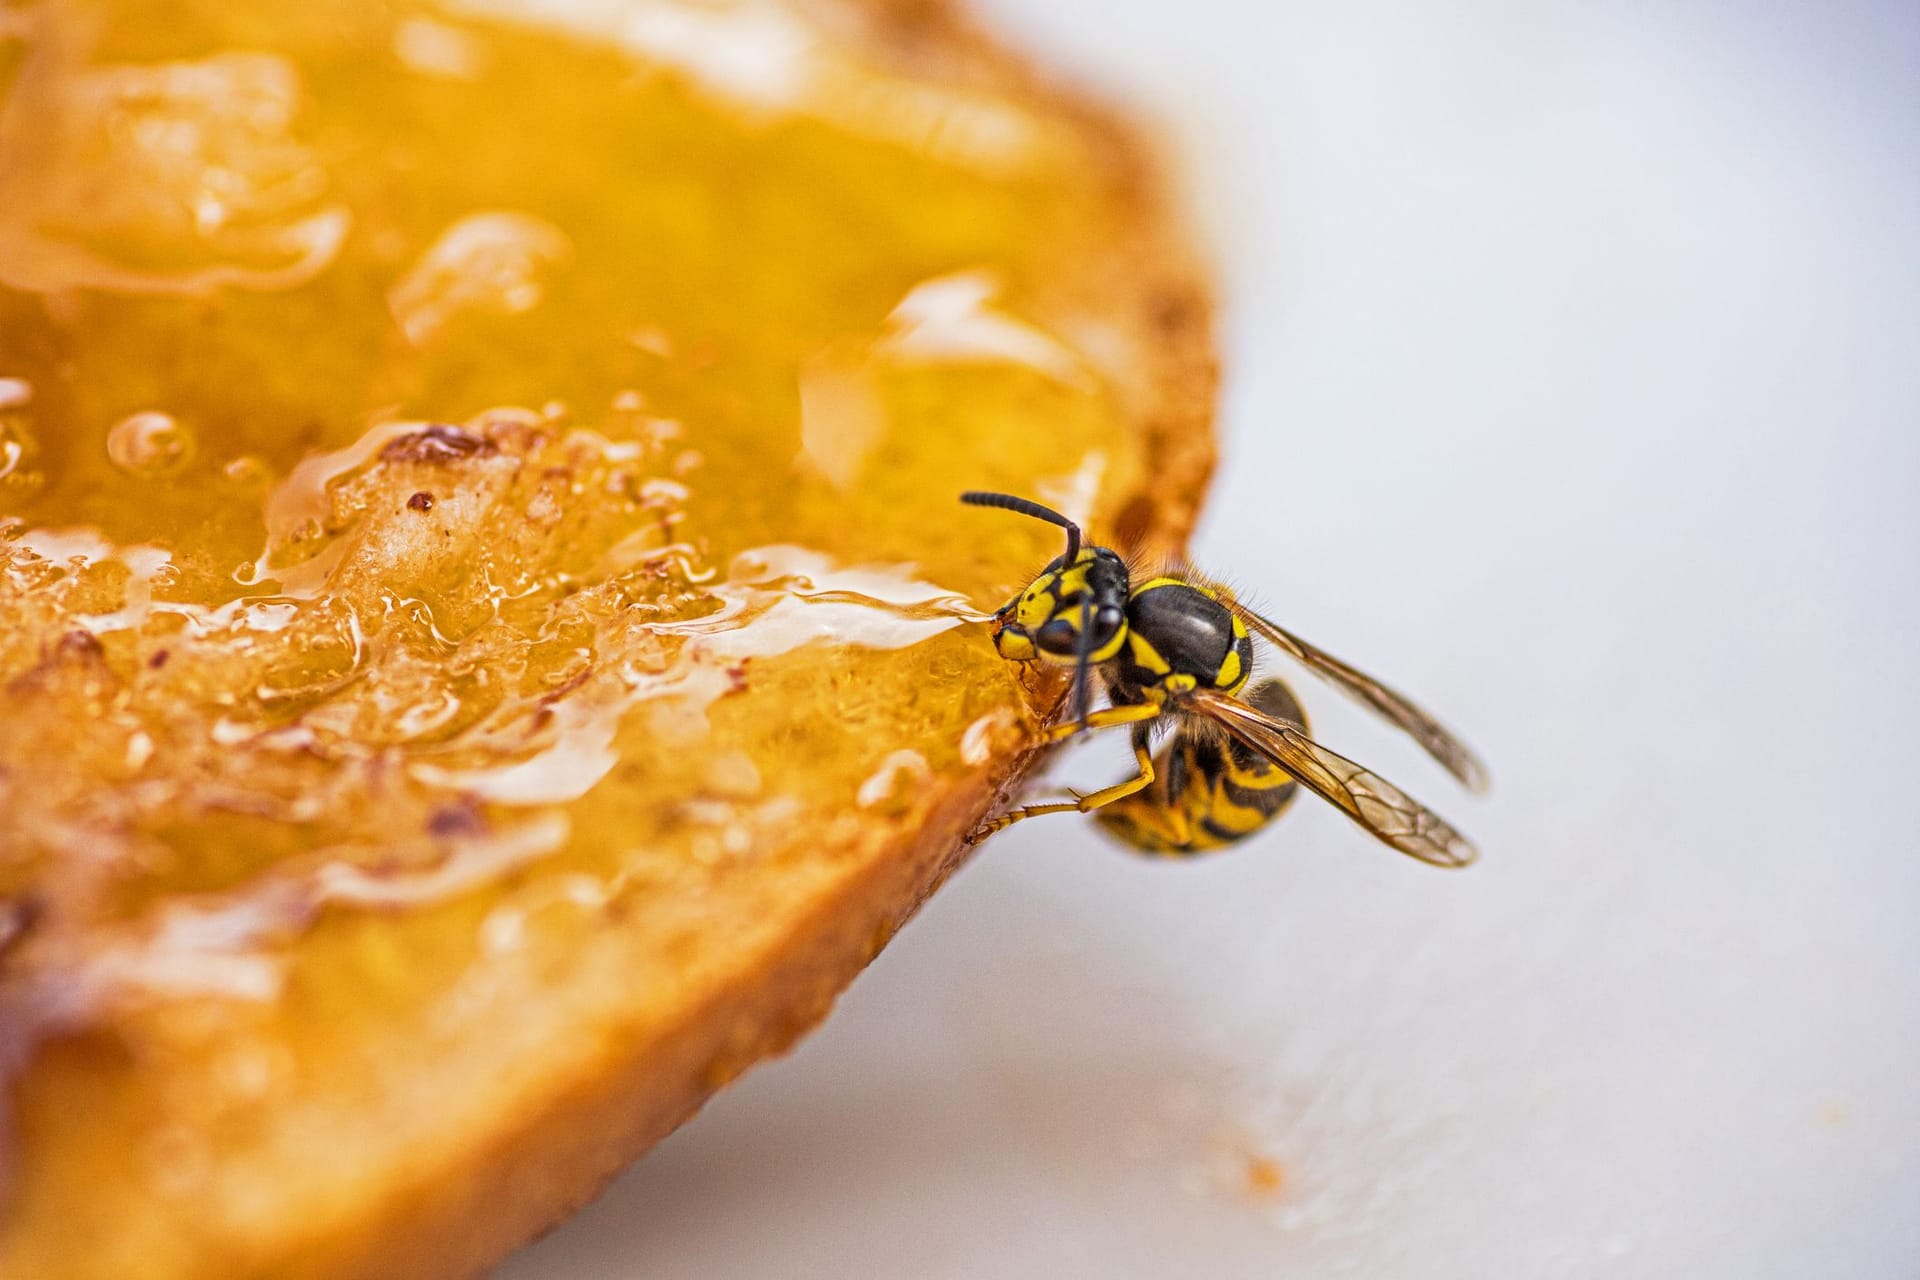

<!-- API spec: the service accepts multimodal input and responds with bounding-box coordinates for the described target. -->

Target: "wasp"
[959,491,1488,865]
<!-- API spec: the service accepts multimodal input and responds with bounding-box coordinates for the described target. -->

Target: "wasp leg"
[969,726,1156,843]
[1041,700,1164,745]
[1157,742,1196,851]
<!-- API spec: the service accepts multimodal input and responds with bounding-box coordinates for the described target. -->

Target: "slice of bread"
[0,1,1215,1274]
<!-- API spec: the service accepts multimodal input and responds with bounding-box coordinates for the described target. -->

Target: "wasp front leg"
[968,724,1159,843]
[1040,699,1163,744]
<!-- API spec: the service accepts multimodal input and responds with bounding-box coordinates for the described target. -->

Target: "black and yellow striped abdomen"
[1095,679,1305,857]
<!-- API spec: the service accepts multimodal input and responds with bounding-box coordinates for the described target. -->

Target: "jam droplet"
[107,411,194,475]
[0,379,46,498]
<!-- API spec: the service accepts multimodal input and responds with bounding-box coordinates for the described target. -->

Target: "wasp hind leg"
[1105,680,1308,857]
[1097,734,1203,857]
[967,724,1157,844]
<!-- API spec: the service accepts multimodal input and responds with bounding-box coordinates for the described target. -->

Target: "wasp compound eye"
[1034,618,1079,655]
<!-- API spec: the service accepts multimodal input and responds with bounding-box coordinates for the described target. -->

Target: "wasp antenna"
[960,490,1081,564]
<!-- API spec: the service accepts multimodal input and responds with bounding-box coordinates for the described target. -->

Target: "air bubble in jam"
[0,443,36,493]
[856,749,932,811]
[0,380,45,500]
[223,455,270,485]
[106,411,194,475]
[881,271,1091,388]
[392,16,491,81]
[387,211,573,346]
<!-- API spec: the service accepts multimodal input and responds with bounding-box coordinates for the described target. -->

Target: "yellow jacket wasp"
[960,491,1488,865]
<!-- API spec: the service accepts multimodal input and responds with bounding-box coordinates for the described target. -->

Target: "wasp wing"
[1189,687,1478,868]
[1222,597,1490,794]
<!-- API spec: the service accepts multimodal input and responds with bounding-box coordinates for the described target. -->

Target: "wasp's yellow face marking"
[1013,569,1067,631]
[989,608,1036,661]
[986,570,1062,662]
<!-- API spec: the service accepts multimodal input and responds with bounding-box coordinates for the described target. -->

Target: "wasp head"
[988,545,1130,667]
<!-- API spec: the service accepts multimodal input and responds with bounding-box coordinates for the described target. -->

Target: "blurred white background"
[508,2,1920,1276]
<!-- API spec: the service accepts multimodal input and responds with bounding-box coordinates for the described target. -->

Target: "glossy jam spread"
[0,1,1197,1269]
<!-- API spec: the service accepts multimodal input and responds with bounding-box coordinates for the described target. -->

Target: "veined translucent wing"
[1189,687,1478,868]
[1223,596,1490,794]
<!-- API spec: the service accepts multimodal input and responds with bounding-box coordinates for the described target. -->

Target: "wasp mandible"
[960,491,1488,864]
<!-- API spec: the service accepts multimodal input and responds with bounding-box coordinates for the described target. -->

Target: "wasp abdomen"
[1096,678,1304,857]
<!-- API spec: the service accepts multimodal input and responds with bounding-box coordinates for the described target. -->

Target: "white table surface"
[505,2,1920,1275]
